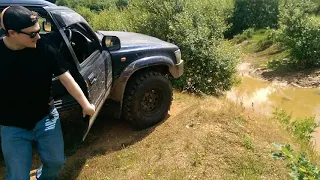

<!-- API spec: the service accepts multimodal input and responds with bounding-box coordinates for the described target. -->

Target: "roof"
[0,0,56,7]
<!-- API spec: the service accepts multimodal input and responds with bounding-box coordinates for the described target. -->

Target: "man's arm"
[58,71,95,117]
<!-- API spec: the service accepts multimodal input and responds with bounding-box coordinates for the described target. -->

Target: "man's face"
[11,23,41,48]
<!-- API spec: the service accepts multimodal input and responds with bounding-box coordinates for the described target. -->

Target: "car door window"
[67,23,100,65]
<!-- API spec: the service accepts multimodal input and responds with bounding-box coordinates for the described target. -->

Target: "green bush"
[266,58,289,70]
[233,28,254,44]
[272,143,320,180]
[256,28,276,51]
[243,28,254,39]
[276,0,320,69]
[74,6,96,23]
[116,0,129,9]
[291,116,319,142]
[90,6,149,32]
[56,0,115,12]
[132,0,188,42]
[136,0,239,94]
[227,0,279,37]
[175,40,239,95]
[272,108,318,142]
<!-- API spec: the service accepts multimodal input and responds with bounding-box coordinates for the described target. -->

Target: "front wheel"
[122,71,173,129]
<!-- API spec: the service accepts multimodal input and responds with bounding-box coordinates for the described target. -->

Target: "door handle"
[88,72,97,85]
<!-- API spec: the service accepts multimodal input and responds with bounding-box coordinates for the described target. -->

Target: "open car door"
[46,8,113,141]
[51,25,112,141]
[80,49,112,141]
[64,23,113,141]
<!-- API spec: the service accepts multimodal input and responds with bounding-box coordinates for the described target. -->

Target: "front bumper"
[169,60,184,78]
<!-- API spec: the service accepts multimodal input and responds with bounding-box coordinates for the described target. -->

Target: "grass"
[235,29,289,69]
[61,92,292,180]
[243,135,254,150]
[0,92,318,179]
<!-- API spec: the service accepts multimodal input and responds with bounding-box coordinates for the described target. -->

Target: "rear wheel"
[123,71,173,129]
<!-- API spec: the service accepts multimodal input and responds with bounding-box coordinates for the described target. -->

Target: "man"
[0,6,95,180]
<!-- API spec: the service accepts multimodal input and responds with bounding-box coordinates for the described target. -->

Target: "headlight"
[174,49,181,64]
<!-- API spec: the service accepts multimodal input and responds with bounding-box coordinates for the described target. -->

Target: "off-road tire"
[123,71,173,129]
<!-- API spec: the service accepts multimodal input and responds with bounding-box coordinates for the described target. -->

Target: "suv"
[0,0,184,140]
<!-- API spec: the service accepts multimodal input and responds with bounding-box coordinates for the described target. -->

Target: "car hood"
[97,31,178,50]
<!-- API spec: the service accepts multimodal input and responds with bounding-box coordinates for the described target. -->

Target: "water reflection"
[227,76,320,122]
[227,75,320,149]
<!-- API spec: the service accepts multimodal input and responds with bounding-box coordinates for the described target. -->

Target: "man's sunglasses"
[16,29,40,38]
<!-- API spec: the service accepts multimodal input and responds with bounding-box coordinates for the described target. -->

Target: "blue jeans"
[1,108,66,180]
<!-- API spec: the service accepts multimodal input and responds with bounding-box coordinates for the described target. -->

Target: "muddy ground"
[238,62,320,88]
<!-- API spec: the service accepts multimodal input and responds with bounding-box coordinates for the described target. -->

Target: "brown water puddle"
[227,75,320,149]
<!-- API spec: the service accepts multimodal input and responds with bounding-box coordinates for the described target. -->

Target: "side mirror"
[42,21,52,32]
[102,36,121,51]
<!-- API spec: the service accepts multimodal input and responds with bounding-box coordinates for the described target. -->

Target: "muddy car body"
[0,0,184,140]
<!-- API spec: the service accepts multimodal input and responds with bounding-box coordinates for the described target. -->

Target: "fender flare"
[110,56,174,104]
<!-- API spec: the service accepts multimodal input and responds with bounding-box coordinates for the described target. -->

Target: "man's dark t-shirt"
[0,38,68,130]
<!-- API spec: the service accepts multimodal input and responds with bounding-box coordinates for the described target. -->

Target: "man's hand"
[59,72,96,117]
[83,103,95,117]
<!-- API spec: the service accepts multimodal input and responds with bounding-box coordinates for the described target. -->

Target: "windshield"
[47,7,89,28]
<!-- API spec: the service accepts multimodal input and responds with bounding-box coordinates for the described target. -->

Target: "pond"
[227,75,320,150]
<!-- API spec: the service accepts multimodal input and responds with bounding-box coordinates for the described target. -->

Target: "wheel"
[123,71,173,129]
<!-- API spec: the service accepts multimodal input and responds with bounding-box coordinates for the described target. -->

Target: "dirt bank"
[237,61,320,88]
